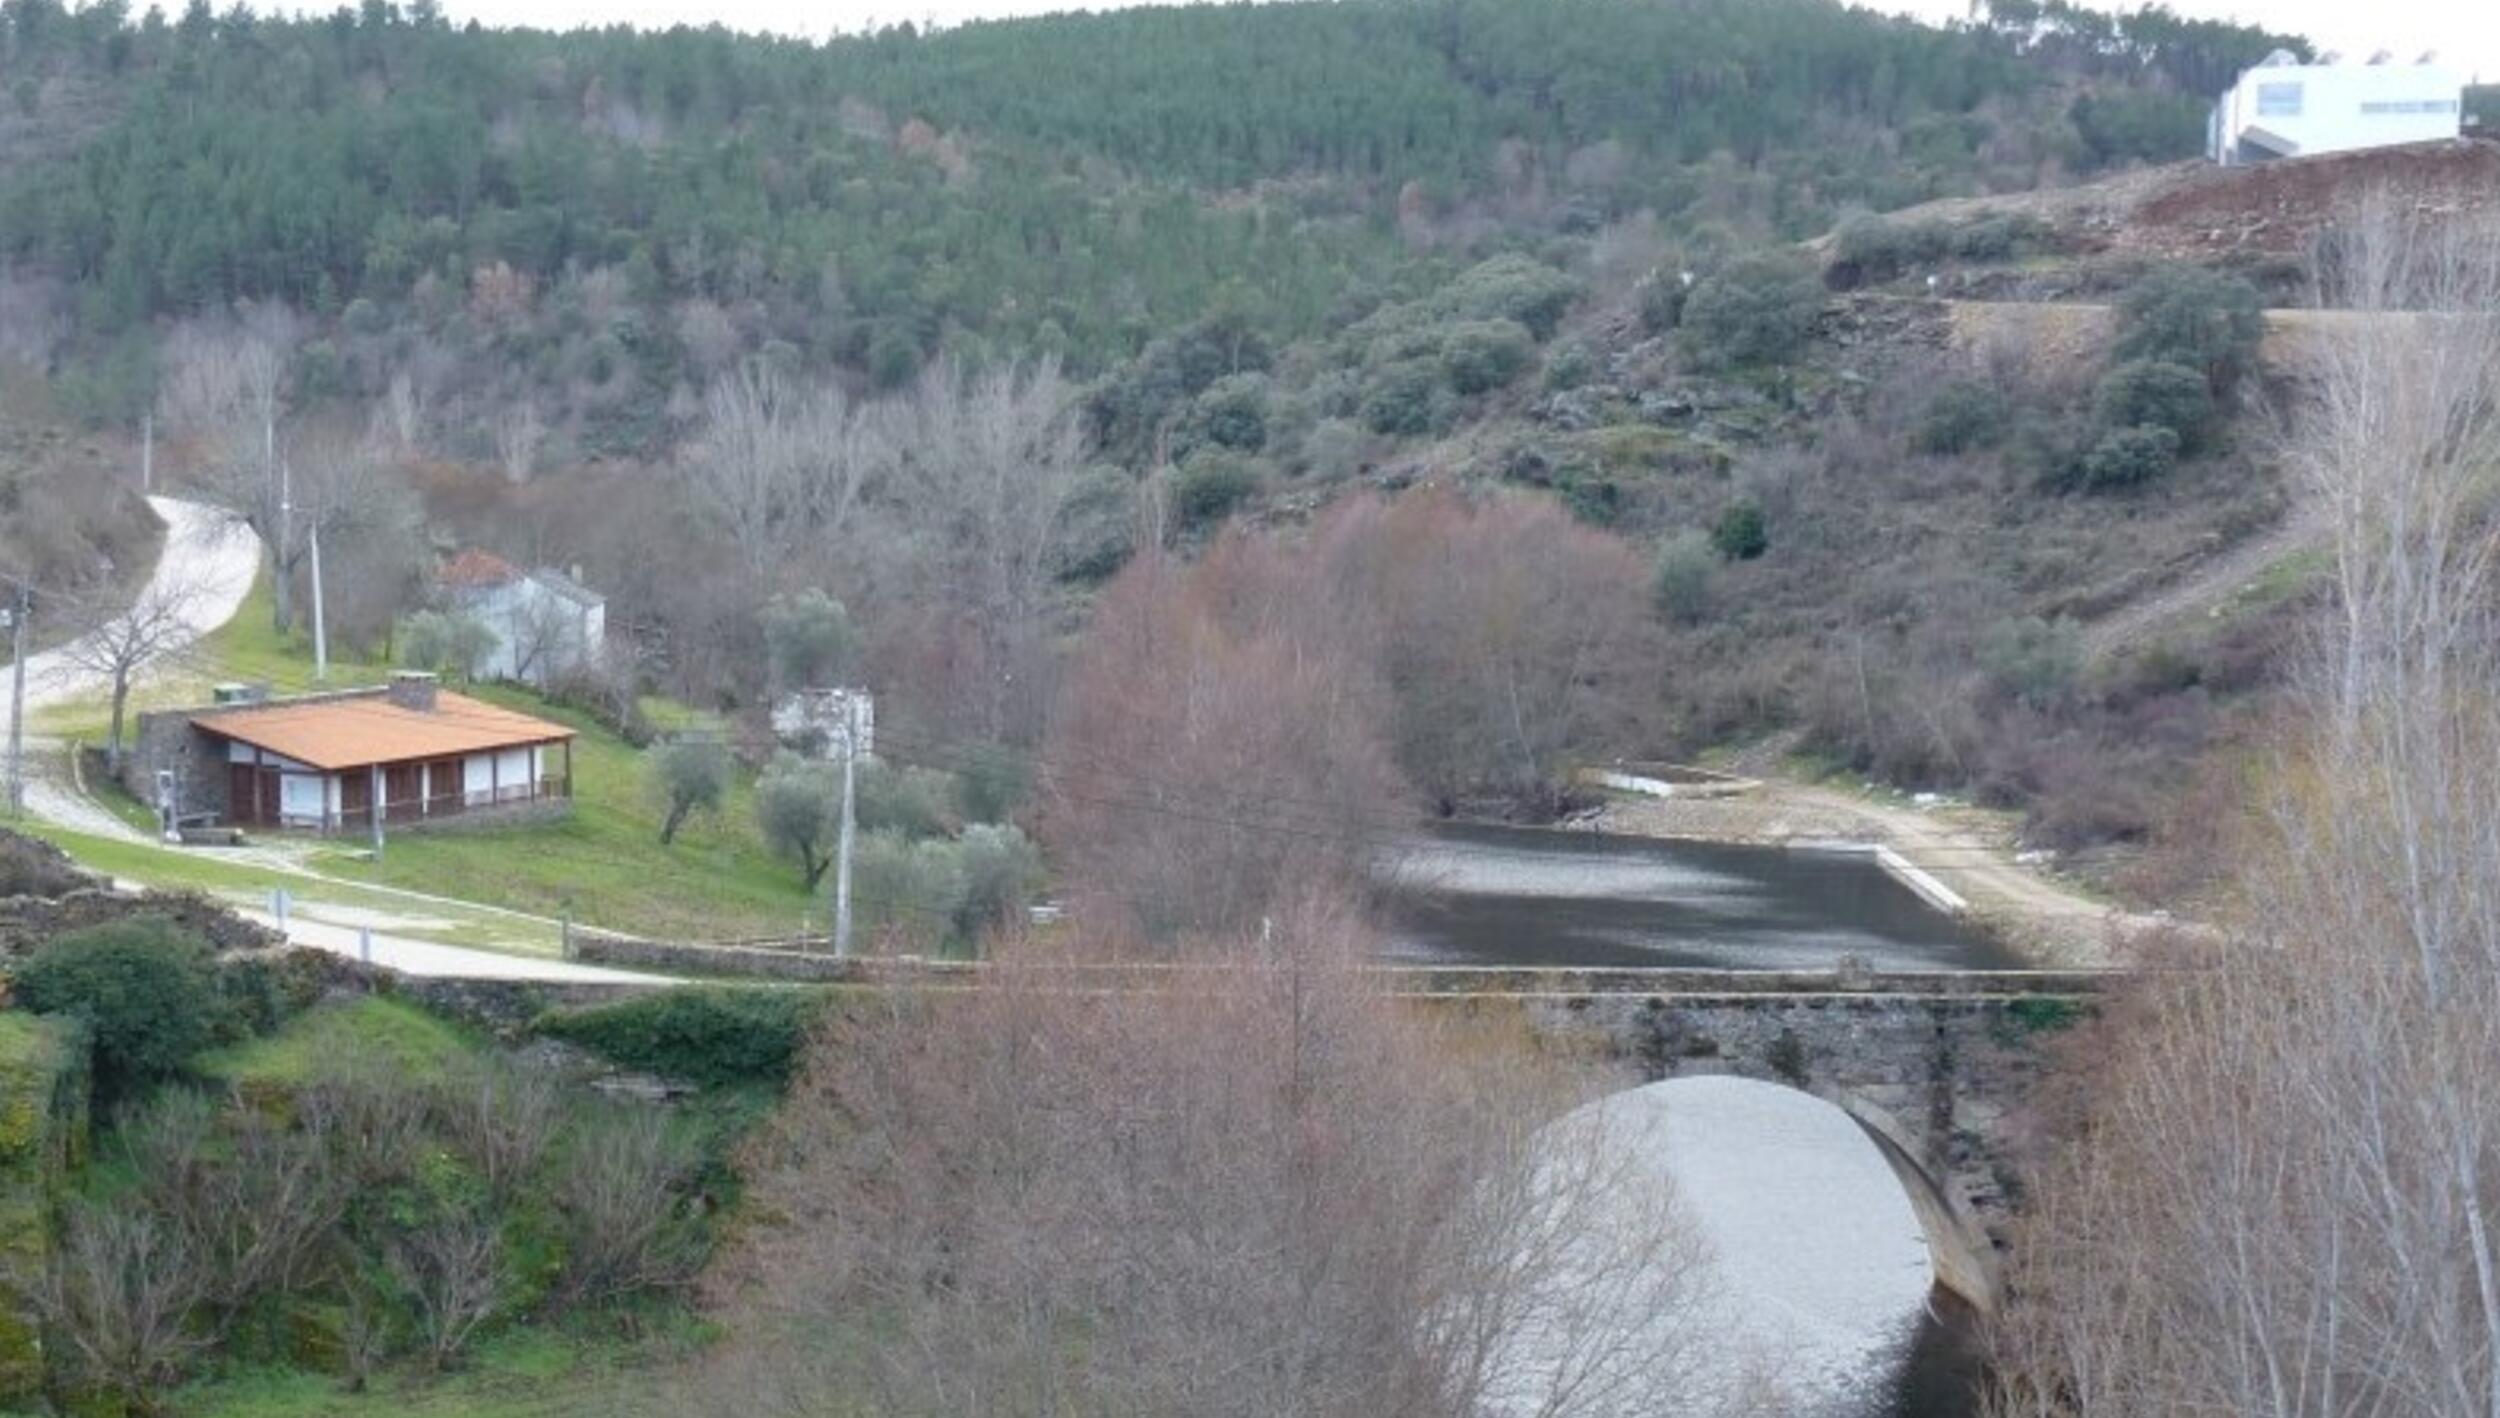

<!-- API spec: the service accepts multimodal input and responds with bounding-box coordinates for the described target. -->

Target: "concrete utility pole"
[4,584,26,818]
[307,519,328,681]
[140,412,153,494]
[832,695,859,957]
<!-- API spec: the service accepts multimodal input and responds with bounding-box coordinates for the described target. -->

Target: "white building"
[437,550,607,687]
[2209,50,2465,165]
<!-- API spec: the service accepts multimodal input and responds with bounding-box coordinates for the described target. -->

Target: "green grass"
[176,1317,699,1418]
[12,822,563,954]
[32,572,391,740]
[31,563,814,942]
[312,685,814,940]
[196,996,482,1088]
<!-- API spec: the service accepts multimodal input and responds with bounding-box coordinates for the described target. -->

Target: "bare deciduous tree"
[38,1204,208,1413]
[700,901,1714,1418]
[681,360,882,580]
[62,576,205,775]
[1990,201,2500,1418]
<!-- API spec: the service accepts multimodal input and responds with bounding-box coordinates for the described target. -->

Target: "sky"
[396,0,2499,82]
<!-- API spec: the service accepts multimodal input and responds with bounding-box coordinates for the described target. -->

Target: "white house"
[438,550,608,687]
[2209,50,2465,165]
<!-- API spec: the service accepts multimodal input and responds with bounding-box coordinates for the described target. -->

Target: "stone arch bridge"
[551,934,2108,1310]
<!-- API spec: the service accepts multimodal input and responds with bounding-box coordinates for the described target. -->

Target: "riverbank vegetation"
[1987,204,2500,1415]
[0,899,760,1417]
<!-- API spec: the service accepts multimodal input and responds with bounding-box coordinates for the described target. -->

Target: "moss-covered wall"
[0,1013,88,1409]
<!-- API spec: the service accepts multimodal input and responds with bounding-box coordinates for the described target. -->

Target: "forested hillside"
[2,0,2298,427]
[0,0,2320,862]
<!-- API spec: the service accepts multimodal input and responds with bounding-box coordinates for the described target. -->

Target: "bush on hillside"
[955,823,1043,938]
[1438,319,1534,396]
[1052,463,1139,583]
[856,758,957,841]
[1437,254,1582,339]
[536,986,829,1087]
[649,735,732,845]
[2079,424,2182,490]
[853,831,967,950]
[952,742,1031,824]
[397,610,495,681]
[1979,616,2085,710]
[2094,358,2216,454]
[1913,381,2010,455]
[2113,265,2265,397]
[1711,499,1769,561]
[1360,357,1448,436]
[1186,372,1271,453]
[1651,529,1717,624]
[1168,449,1266,531]
[1682,253,1823,369]
[14,917,230,1100]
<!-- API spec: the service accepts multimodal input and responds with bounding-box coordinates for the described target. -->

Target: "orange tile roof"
[439,549,520,588]
[192,690,574,772]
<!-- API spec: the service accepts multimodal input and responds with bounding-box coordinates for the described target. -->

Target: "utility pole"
[307,519,328,681]
[832,694,859,957]
[4,583,26,819]
[370,762,385,859]
[140,412,153,494]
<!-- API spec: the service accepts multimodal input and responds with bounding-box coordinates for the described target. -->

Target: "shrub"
[856,758,956,840]
[2113,265,2265,397]
[955,823,1043,939]
[760,589,859,692]
[648,735,731,845]
[15,917,230,1100]
[1187,372,1270,453]
[552,1108,706,1308]
[2094,358,2216,454]
[1831,214,1948,286]
[1711,499,1769,561]
[535,986,829,1087]
[952,742,1031,824]
[1052,463,1138,582]
[754,753,841,889]
[853,830,966,948]
[1360,357,1446,435]
[1980,616,2085,709]
[1913,381,2009,455]
[1682,253,1823,368]
[2080,424,2182,490]
[1437,254,1582,339]
[1168,449,1266,531]
[1651,529,1717,624]
[1438,319,1534,395]
[1636,269,1688,333]
[397,610,495,681]
[1542,339,1595,392]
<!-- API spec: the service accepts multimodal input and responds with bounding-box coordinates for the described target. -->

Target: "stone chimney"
[387,670,440,713]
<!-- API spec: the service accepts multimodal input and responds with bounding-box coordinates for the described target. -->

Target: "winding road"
[3,497,667,984]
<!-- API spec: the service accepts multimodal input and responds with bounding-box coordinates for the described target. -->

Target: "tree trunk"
[660,801,690,845]
[107,678,129,777]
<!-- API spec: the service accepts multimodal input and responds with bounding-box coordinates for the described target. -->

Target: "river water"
[1382,820,2000,1415]
[1378,821,2020,971]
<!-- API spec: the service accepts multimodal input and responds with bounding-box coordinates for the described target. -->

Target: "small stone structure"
[770,687,873,760]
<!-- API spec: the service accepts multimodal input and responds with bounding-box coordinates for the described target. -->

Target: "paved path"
[8,498,671,986]
[243,908,672,983]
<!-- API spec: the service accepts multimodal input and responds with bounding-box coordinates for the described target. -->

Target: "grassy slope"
[34,569,814,941]
[174,998,704,1418]
[311,685,813,940]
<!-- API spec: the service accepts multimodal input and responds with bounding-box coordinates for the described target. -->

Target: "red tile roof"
[192,690,573,771]
[439,549,520,588]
